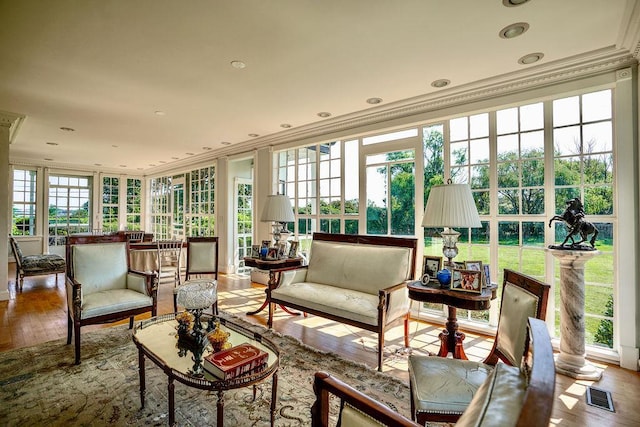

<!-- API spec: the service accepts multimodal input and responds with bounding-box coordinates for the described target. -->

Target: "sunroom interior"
[1,0,639,391]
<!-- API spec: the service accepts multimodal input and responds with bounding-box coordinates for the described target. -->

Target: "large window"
[102,176,119,232]
[277,141,357,253]
[150,176,172,240]
[551,90,614,348]
[48,175,91,246]
[187,166,215,236]
[12,169,37,236]
[126,178,142,231]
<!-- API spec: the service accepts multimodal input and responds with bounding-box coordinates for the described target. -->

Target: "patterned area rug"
[0,313,412,426]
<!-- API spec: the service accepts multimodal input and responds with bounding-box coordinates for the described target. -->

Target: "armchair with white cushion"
[66,234,157,364]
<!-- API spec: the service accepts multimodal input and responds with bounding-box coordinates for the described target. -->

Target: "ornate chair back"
[185,236,219,279]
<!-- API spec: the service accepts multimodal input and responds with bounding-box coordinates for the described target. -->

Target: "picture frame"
[288,240,299,258]
[464,260,483,272]
[267,247,278,260]
[251,244,260,258]
[277,242,288,259]
[422,255,443,279]
[450,269,482,293]
[483,264,491,287]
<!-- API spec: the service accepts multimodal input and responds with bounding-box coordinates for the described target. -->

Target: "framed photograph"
[261,240,270,249]
[267,247,278,260]
[483,264,491,287]
[422,255,443,278]
[277,242,288,259]
[464,260,483,272]
[288,241,299,258]
[451,269,482,293]
[251,245,260,258]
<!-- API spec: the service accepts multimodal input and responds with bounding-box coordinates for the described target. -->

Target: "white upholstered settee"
[268,233,418,371]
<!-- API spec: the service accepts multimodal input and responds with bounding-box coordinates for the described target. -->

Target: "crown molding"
[0,110,26,143]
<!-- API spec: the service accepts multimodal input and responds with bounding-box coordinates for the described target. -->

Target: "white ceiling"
[1,0,639,174]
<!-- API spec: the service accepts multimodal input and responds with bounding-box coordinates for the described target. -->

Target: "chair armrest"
[311,371,420,427]
[276,266,309,288]
[65,276,83,315]
[379,281,411,320]
[127,270,157,296]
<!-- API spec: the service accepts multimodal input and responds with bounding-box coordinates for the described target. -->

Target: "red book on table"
[203,343,269,380]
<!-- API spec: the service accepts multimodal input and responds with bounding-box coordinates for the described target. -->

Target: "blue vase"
[436,269,452,287]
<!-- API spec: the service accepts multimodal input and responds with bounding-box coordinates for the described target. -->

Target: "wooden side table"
[407,281,497,359]
[244,257,304,316]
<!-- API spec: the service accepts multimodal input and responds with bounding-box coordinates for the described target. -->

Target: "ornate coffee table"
[133,313,280,426]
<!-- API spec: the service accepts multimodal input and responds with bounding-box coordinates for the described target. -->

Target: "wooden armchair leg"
[173,294,178,313]
[129,316,134,329]
[66,313,72,345]
[74,322,81,365]
[377,333,384,372]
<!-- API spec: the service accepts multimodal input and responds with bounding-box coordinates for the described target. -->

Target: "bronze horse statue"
[548,198,598,248]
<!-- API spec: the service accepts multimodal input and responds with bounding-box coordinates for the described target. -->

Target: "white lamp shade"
[261,194,295,223]
[421,183,482,228]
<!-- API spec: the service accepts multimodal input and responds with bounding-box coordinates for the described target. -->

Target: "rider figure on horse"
[548,198,598,249]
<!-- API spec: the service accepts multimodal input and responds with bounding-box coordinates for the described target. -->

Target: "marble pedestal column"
[548,248,603,380]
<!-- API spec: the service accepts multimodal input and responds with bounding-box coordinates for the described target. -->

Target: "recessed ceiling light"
[317,112,331,118]
[44,158,54,161]
[137,168,143,170]
[149,163,156,166]
[46,142,59,146]
[159,161,167,164]
[112,145,118,148]
[502,0,530,6]
[499,22,529,39]
[248,133,259,137]
[518,52,544,65]
[366,98,383,104]
[119,165,127,168]
[280,124,292,128]
[154,110,165,116]
[171,156,179,160]
[431,79,451,88]
[221,141,232,145]
[231,60,246,69]
[186,152,195,155]
[202,146,212,150]
[59,126,75,132]
[94,163,102,166]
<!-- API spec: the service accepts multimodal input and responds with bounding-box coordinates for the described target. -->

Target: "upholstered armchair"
[312,318,555,427]
[408,269,550,424]
[66,234,157,364]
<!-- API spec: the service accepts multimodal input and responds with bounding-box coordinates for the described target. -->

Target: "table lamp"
[260,194,295,246]
[421,182,481,267]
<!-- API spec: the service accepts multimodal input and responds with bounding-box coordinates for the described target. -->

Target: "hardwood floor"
[1,264,639,426]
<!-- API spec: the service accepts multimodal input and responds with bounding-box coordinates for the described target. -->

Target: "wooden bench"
[268,232,418,371]
[311,317,556,427]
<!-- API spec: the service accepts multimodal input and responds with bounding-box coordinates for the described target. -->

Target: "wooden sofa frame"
[267,232,418,371]
[311,317,556,427]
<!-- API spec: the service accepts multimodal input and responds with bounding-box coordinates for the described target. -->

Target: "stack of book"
[203,343,269,380]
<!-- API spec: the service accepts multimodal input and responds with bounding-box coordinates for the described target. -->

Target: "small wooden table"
[244,257,304,316]
[408,280,498,359]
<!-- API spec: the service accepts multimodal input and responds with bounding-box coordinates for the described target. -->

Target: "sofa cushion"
[305,240,411,294]
[72,243,128,295]
[409,355,492,416]
[455,363,526,427]
[81,289,153,319]
[272,282,380,326]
